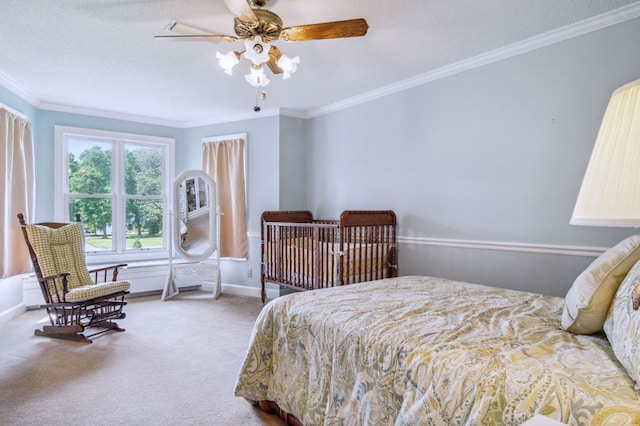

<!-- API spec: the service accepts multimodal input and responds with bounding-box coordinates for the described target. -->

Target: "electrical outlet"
[247,268,252,278]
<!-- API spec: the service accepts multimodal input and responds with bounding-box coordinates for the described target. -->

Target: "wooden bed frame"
[257,400,302,426]
[260,210,397,303]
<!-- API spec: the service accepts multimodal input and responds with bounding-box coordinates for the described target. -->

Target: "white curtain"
[202,136,248,259]
[0,108,35,278]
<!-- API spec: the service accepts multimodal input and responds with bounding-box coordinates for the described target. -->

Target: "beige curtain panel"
[202,137,248,259]
[1,108,35,278]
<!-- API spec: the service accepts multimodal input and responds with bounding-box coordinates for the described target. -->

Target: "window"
[55,126,174,263]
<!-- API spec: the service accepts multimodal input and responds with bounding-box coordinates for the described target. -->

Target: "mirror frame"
[172,169,217,262]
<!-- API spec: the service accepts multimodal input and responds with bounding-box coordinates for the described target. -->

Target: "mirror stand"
[162,170,221,300]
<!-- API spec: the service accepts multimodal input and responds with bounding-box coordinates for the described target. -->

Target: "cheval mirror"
[162,169,221,300]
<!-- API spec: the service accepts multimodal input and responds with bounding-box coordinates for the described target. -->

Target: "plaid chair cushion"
[26,222,93,288]
[25,222,130,302]
[65,280,131,302]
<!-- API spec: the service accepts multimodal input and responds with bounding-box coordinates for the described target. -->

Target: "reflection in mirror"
[173,170,217,262]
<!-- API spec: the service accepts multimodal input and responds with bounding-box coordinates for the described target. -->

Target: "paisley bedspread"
[234,276,640,425]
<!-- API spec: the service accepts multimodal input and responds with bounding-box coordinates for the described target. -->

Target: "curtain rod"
[0,102,27,120]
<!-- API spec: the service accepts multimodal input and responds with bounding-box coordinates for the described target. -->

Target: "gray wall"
[278,116,307,210]
[305,17,640,297]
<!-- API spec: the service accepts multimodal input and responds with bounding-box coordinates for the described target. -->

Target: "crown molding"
[178,107,310,127]
[279,108,309,120]
[38,102,290,129]
[308,2,640,118]
[0,71,40,106]
[38,101,189,128]
[180,107,283,128]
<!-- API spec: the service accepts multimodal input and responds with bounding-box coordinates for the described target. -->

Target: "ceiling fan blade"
[155,34,237,43]
[280,18,368,42]
[266,46,283,74]
[157,19,237,43]
[224,0,257,23]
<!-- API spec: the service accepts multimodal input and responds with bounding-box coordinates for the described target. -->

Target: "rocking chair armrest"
[38,272,71,303]
[88,263,128,283]
[39,272,71,283]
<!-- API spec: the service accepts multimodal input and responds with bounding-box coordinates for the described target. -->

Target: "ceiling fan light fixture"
[158,2,367,94]
[245,64,270,87]
[244,36,271,65]
[216,51,240,75]
[277,55,300,79]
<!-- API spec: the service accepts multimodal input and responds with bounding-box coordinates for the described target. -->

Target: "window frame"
[54,126,175,264]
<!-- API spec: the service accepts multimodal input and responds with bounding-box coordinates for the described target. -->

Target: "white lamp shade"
[245,65,270,87]
[212,35,299,89]
[571,79,640,226]
[277,55,300,79]
[216,51,240,75]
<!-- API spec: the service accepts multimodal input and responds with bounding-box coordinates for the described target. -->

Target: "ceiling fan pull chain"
[254,90,267,112]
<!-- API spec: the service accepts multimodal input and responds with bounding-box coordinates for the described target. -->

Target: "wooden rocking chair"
[18,213,131,343]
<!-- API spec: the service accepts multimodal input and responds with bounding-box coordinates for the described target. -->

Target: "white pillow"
[562,235,640,334]
[603,258,640,391]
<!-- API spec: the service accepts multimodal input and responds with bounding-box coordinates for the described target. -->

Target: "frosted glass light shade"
[216,51,240,75]
[214,35,300,88]
[571,79,640,227]
[277,55,300,79]
[245,65,270,87]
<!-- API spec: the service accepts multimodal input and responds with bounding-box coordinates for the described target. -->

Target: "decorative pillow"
[562,234,640,334]
[603,258,640,391]
[25,222,93,295]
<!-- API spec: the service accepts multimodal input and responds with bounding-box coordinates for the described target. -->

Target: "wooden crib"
[260,210,397,302]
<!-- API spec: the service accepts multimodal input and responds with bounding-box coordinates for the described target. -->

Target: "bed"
[260,210,397,303]
[236,235,640,425]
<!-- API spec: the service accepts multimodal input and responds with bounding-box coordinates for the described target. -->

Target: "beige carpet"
[0,291,286,426]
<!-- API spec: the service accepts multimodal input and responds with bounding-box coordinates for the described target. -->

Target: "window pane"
[69,197,113,252]
[126,199,164,250]
[125,144,163,196]
[68,138,112,194]
[57,126,172,260]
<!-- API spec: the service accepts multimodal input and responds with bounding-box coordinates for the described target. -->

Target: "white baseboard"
[201,282,279,301]
[0,303,27,325]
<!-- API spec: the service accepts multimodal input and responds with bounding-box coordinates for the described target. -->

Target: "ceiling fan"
[156,0,369,88]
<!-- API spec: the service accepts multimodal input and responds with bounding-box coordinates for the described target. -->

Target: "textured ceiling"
[1,0,639,126]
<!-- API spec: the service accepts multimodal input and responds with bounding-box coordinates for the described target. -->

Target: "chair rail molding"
[398,236,607,258]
